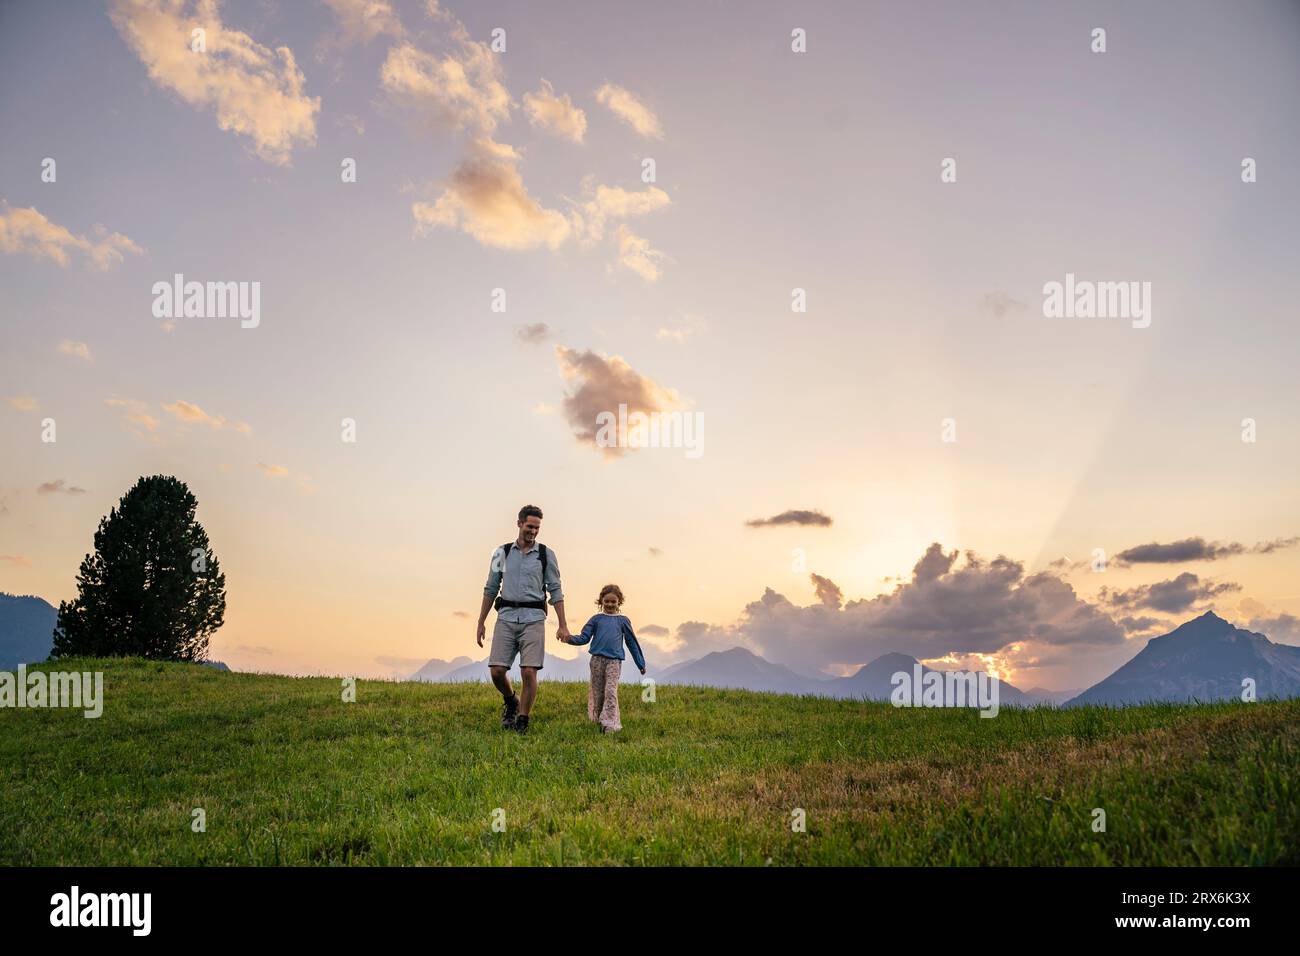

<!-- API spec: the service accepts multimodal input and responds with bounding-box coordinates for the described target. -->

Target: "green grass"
[2,658,1297,865]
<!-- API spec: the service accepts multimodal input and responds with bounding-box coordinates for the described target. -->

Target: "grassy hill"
[2,658,1297,866]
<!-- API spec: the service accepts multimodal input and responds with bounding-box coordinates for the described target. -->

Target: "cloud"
[256,462,314,494]
[109,0,320,165]
[516,322,550,344]
[810,573,843,609]
[982,290,1027,317]
[1114,536,1298,565]
[523,79,586,143]
[38,480,87,495]
[595,82,662,138]
[1247,613,1300,646]
[451,610,470,618]
[0,203,142,270]
[553,345,686,455]
[389,12,673,278]
[6,396,39,412]
[1101,572,1241,614]
[640,624,670,637]
[336,113,366,134]
[0,555,31,567]
[1116,615,1164,634]
[745,510,833,529]
[163,399,251,433]
[234,644,275,655]
[1254,537,1300,554]
[656,325,694,344]
[912,542,958,583]
[58,340,93,362]
[104,397,160,437]
[574,182,671,243]
[647,547,662,557]
[380,33,511,134]
[613,224,665,281]
[413,137,572,250]
[322,0,405,45]
[710,549,1126,675]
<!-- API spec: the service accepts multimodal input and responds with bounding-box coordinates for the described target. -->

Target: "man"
[476,504,571,733]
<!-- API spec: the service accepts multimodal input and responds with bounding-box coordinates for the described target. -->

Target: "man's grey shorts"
[489,618,546,670]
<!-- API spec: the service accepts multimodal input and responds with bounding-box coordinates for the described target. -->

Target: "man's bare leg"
[490,665,514,700]
[518,666,539,717]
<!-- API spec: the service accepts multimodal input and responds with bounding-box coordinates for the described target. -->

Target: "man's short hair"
[518,504,543,523]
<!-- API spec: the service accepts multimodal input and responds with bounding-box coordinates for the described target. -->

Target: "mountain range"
[6,594,1295,707]
[410,646,1034,704]
[407,611,1300,707]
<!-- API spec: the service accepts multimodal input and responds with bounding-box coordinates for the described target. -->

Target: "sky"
[2,0,1299,690]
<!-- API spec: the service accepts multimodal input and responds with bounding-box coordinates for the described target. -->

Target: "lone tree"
[54,475,226,661]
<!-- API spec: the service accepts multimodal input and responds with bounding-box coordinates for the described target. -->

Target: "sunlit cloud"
[104,397,160,438]
[574,182,671,243]
[523,79,586,143]
[413,137,572,250]
[595,82,663,138]
[58,339,93,362]
[108,0,320,165]
[613,224,665,281]
[163,399,251,434]
[675,548,1127,676]
[38,480,87,495]
[256,462,315,494]
[554,345,686,456]
[380,36,511,134]
[0,203,142,270]
[322,0,405,45]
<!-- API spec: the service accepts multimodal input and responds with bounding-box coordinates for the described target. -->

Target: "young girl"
[565,584,646,733]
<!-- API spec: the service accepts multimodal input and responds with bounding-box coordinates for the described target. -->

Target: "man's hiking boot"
[513,714,530,735]
[501,694,519,729]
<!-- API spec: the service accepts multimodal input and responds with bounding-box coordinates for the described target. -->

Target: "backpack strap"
[499,542,550,615]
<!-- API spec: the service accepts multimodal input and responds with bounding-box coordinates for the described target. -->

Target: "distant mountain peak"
[1068,612,1300,706]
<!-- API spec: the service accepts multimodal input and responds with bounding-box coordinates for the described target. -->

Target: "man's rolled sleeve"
[544,549,564,605]
[484,548,504,598]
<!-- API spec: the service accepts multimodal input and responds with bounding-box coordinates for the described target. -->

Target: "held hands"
[476,620,486,647]
[555,626,573,644]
